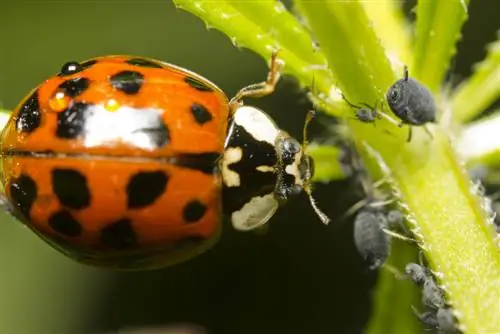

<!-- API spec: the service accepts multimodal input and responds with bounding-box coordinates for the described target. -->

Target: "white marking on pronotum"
[231,193,279,231]
[221,147,243,187]
[233,106,279,144]
[285,150,303,187]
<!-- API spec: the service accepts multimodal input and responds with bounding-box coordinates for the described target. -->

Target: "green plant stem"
[307,145,349,182]
[451,33,500,123]
[361,0,412,66]
[295,1,500,333]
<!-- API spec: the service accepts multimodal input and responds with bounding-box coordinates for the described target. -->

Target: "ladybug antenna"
[302,108,331,225]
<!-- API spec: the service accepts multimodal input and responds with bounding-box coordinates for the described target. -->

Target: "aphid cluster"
[342,66,437,142]
[345,157,461,333]
[406,257,461,334]
[345,159,409,271]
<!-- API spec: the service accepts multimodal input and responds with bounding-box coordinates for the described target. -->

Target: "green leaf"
[412,0,470,92]
[361,0,412,66]
[451,32,500,123]
[294,0,397,105]
[172,0,342,116]
[307,145,349,182]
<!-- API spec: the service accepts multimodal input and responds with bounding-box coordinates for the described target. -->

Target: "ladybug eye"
[60,61,82,76]
[282,138,301,154]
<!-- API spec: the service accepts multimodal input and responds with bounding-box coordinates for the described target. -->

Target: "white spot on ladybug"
[221,147,242,187]
[233,106,279,144]
[231,193,279,231]
[83,104,169,150]
[285,148,304,187]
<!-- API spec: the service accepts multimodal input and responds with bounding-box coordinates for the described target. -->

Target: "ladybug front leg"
[228,50,284,113]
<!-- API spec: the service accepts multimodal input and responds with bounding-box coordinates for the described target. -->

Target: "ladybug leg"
[229,50,283,113]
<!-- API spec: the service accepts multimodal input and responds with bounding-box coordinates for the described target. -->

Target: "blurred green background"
[0,1,498,333]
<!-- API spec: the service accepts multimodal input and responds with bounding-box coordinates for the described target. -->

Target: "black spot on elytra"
[126,171,169,209]
[56,102,90,139]
[100,218,137,249]
[9,174,37,219]
[59,62,82,76]
[190,103,213,125]
[110,70,144,95]
[126,58,163,68]
[52,169,91,209]
[16,89,41,134]
[184,76,213,92]
[139,120,170,148]
[58,60,96,76]
[183,200,207,223]
[48,210,83,237]
[174,152,220,175]
[58,77,90,98]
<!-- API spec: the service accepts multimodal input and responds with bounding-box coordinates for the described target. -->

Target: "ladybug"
[0,52,328,270]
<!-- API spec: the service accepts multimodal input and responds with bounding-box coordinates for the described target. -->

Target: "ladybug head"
[274,110,330,225]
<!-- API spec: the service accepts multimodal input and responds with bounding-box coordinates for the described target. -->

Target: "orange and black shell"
[0,56,229,270]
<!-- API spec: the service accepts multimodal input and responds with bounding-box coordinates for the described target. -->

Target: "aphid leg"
[407,126,413,142]
[411,306,439,330]
[382,228,418,244]
[367,198,397,209]
[229,50,283,112]
[424,124,434,140]
[382,263,407,280]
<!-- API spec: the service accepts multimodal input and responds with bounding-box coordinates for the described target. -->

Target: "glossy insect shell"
[0,56,229,270]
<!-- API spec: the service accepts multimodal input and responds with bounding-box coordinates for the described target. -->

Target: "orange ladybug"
[0,52,328,270]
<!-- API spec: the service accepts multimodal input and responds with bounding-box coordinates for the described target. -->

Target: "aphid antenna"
[302,108,331,225]
[341,93,365,110]
[423,125,434,139]
[403,65,409,81]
